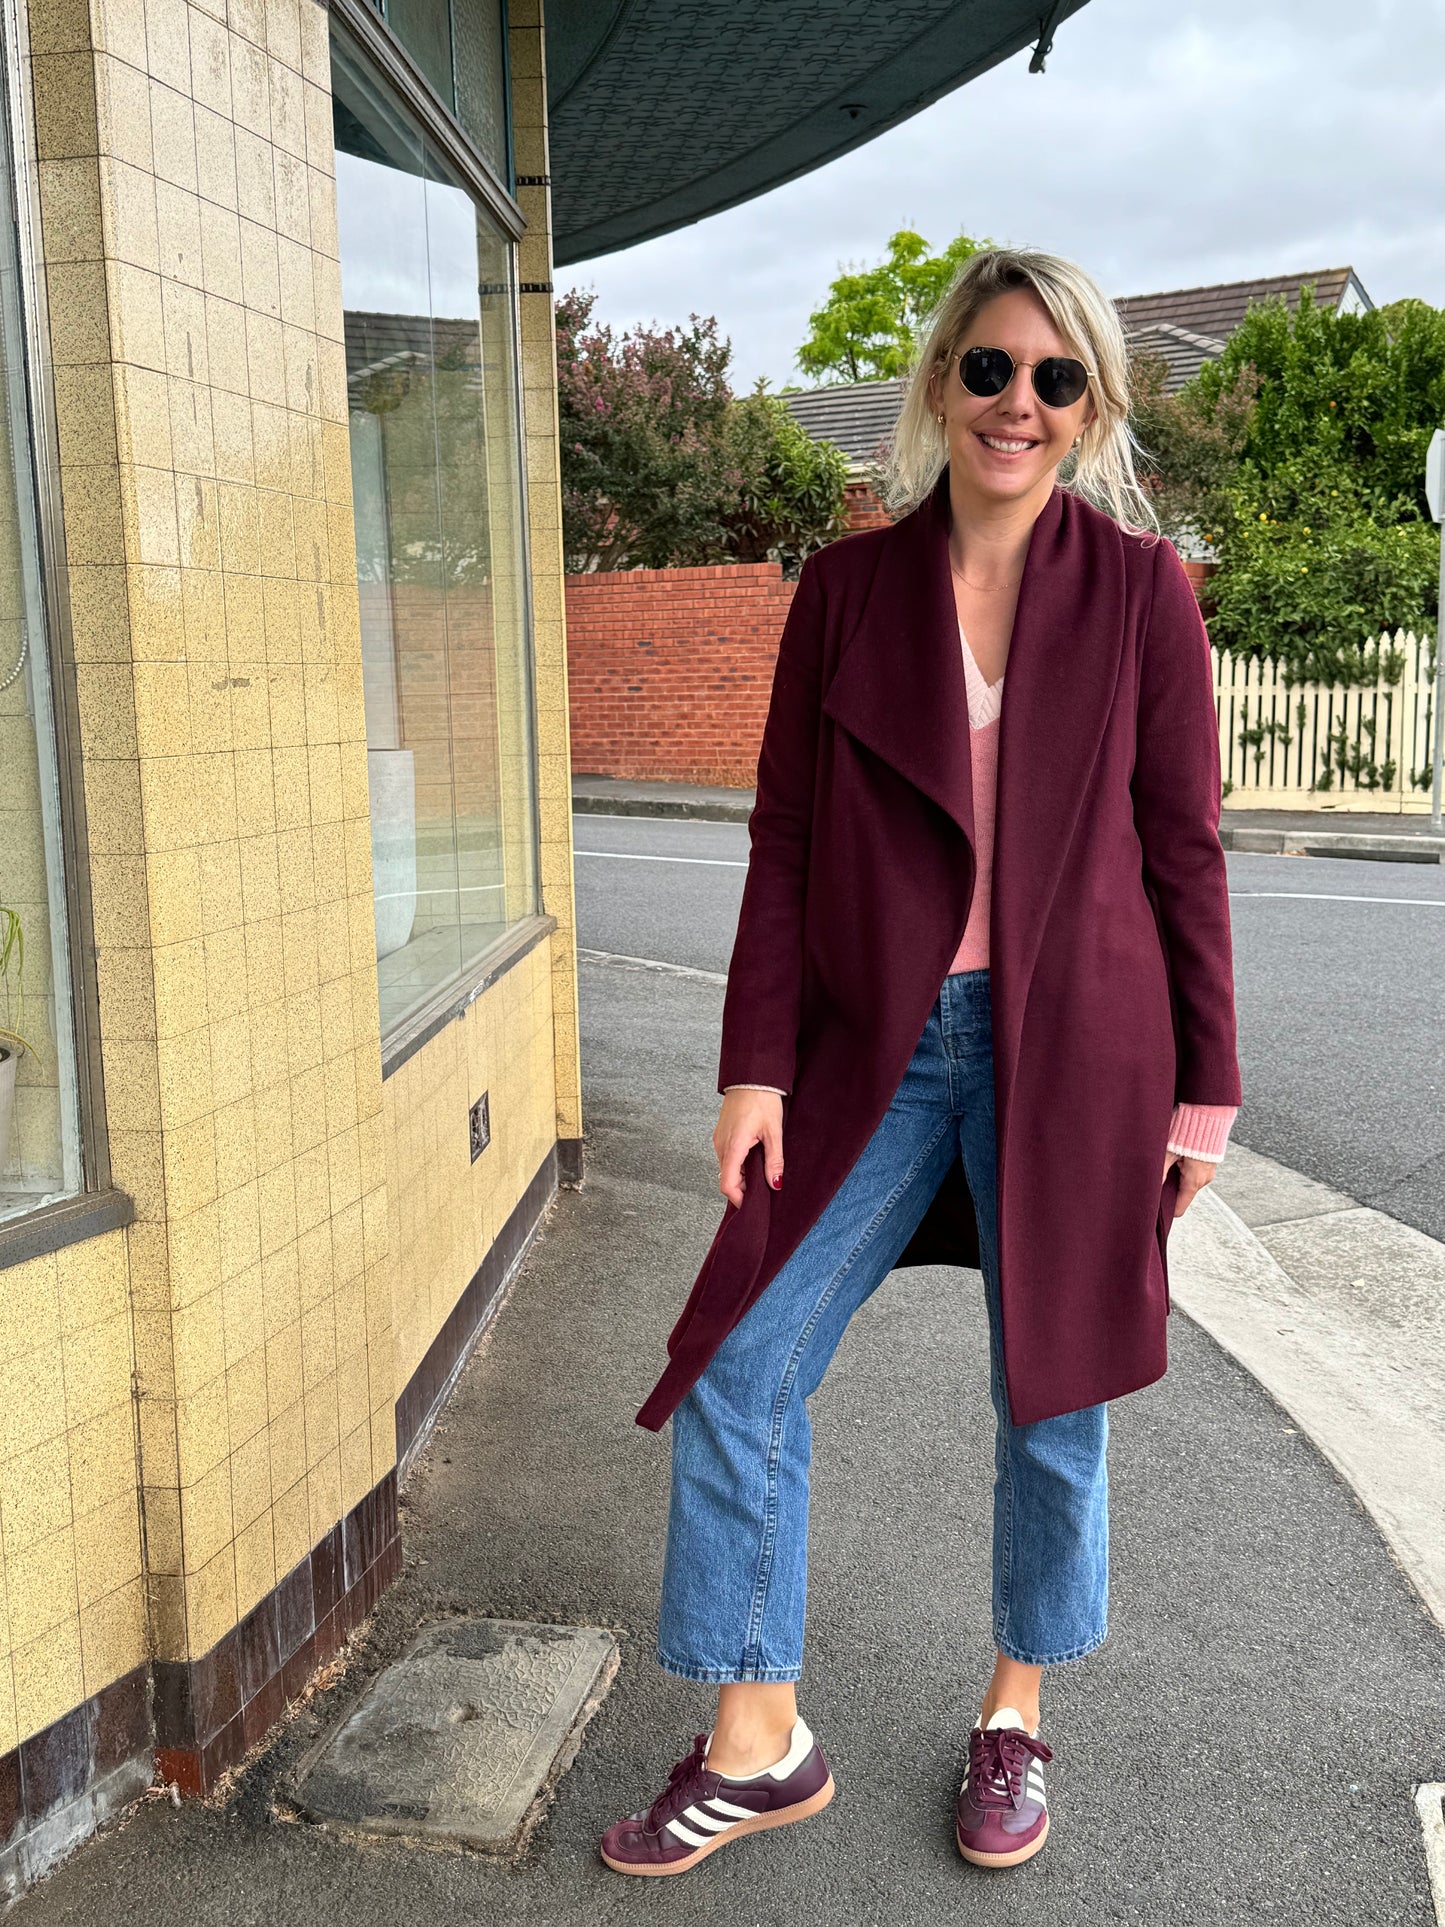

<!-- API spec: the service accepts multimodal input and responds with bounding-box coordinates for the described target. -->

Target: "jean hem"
[993,1623,1108,1667]
[656,1648,802,1685]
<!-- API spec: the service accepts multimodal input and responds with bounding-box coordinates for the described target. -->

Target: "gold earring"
[937,413,946,425]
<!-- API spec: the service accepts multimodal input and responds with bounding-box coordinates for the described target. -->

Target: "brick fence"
[564,562,798,787]
[564,554,1217,789]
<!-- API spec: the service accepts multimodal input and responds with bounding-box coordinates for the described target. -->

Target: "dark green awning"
[546,0,1090,266]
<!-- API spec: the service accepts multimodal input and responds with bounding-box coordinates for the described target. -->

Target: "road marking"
[577,947,728,985]
[574,850,748,868]
[1229,891,1445,908]
[1415,1784,1445,1925]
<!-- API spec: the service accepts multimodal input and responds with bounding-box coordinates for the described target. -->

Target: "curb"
[1173,1148,1445,1636]
[573,789,1445,859]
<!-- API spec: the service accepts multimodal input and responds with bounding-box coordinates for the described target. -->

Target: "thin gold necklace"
[949,556,1020,594]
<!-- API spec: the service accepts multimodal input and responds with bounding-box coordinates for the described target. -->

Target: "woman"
[601,247,1241,1877]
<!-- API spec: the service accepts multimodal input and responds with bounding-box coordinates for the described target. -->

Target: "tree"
[795,229,992,384]
[1129,345,1256,548]
[556,289,848,571]
[1136,287,1445,677]
[556,289,736,571]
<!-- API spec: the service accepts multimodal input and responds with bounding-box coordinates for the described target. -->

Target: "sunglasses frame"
[954,344,1095,410]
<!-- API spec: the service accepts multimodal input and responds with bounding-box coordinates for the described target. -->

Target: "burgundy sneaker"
[601,1718,834,1876]
[955,1706,1054,1868]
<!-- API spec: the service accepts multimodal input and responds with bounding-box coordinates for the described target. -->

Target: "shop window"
[0,59,83,1225]
[332,31,539,1043]
[364,0,509,182]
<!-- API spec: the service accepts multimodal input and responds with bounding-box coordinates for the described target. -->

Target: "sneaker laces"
[967,1725,1054,1812]
[640,1733,715,1830]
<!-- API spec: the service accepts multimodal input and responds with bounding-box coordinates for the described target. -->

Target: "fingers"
[714,1091,785,1209]
[1172,1155,1215,1217]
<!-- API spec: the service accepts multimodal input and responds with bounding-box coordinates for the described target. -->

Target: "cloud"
[559,0,1445,388]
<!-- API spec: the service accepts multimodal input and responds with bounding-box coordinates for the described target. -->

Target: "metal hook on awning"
[1029,0,1068,72]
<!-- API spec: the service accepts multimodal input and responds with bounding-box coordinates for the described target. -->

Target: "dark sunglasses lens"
[959,346,1012,397]
[1034,358,1089,408]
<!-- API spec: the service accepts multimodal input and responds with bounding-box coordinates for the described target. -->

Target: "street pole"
[1427,430,1445,830]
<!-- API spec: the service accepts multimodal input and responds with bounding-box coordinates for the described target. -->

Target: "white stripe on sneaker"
[682,1804,732,1832]
[706,1796,755,1820]
[664,1817,712,1847]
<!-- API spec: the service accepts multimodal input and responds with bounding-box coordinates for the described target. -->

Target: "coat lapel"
[820,468,976,850]
[820,469,1128,1056]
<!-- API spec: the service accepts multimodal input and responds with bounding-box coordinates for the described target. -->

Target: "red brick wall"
[565,563,797,788]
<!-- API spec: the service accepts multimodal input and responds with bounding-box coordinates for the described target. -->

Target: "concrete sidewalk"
[573,774,1445,861]
[18,953,1445,1923]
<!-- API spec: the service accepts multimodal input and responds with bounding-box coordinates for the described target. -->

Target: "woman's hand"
[715,1090,785,1208]
[1163,1150,1215,1217]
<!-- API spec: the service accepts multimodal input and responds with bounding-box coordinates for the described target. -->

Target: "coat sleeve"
[715,550,827,1097]
[1131,537,1243,1108]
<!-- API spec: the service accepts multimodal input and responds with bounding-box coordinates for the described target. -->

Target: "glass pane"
[332,30,538,1041]
[382,0,452,104]
[450,0,508,180]
[0,62,83,1223]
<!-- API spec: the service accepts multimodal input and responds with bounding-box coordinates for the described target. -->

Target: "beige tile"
[188,6,233,117]
[11,1618,84,1744]
[232,1509,275,1617]
[64,1312,135,1430]
[301,76,332,176]
[305,1442,340,1539]
[179,1454,232,1570]
[145,0,193,93]
[262,0,301,70]
[149,77,197,193]
[181,563,228,662]
[113,363,173,471]
[73,1491,144,1607]
[233,124,276,228]
[38,155,105,263]
[31,53,98,163]
[145,1569,187,1661]
[273,146,308,245]
[204,300,249,405]
[246,309,286,407]
[80,1580,147,1697]
[53,361,118,468]
[184,1542,237,1653]
[271,1472,309,1573]
[229,33,269,136]
[250,398,290,488]
[194,100,238,210]
[99,156,161,273]
[198,198,243,305]
[174,1376,229,1484]
[227,0,266,40]
[176,470,220,569]
[93,54,152,172]
[268,56,305,159]
[266,1392,305,1494]
[197,836,245,935]
[155,180,203,287]
[280,322,316,416]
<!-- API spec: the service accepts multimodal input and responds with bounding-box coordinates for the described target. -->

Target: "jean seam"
[739,1110,957,1677]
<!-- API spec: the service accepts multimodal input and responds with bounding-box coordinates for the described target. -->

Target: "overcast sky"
[558,0,1445,391]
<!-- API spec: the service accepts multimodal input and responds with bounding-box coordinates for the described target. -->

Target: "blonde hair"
[881,245,1159,538]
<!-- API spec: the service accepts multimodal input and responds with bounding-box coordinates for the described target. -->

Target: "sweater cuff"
[1167,1102,1238,1162]
[724,1083,789,1096]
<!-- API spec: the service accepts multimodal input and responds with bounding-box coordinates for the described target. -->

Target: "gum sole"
[601,1774,835,1876]
[955,1809,1049,1868]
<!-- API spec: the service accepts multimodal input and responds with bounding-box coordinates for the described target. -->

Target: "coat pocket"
[1156,1162,1184,1313]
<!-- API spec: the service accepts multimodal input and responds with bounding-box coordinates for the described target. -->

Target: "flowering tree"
[556,289,848,572]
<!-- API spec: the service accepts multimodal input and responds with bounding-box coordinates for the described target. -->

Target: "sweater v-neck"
[958,622,1004,730]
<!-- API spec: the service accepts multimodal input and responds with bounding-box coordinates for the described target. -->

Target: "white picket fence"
[1213,629,1440,813]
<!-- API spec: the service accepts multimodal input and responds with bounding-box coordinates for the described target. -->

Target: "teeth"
[980,435,1034,452]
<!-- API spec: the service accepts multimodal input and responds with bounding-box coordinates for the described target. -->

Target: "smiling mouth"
[975,432,1040,455]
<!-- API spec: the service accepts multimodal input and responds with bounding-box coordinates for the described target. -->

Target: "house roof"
[546,0,1093,266]
[1125,319,1228,395]
[782,378,908,466]
[1115,267,1373,343]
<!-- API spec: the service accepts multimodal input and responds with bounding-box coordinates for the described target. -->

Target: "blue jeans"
[658,966,1109,1682]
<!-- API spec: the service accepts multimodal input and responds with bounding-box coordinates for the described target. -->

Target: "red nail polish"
[771,1174,783,1189]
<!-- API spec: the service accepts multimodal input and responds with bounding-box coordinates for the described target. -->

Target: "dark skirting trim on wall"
[153,1470,401,1798]
[395,1143,559,1477]
[557,1136,584,1186]
[0,1663,152,1905]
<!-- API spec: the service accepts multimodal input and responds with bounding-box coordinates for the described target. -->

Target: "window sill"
[0,1186,135,1273]
[381,913,559,1080]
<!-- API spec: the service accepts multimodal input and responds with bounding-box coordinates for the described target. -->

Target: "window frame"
[328,2,547,1075]
[0,0,132,1270]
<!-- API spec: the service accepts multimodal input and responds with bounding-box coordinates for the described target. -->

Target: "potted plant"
[0,905,42,1178]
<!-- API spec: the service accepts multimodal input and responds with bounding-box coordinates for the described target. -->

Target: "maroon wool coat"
[635,470,1242,1432]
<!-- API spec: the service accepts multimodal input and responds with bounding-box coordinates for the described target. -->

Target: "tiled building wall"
[381,933,556,1413]
[27,0,397,1727]
[565,561,798,788]
[509,0,580,1153]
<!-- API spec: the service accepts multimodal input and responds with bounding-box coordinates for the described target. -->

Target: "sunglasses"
[956,344,1092,410]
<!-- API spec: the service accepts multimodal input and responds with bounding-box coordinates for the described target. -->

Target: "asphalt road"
[18,818,1443,1924]
[573,814,1445,1243]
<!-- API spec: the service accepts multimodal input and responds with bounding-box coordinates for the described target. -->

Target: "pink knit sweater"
[727,624,1238,1165]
